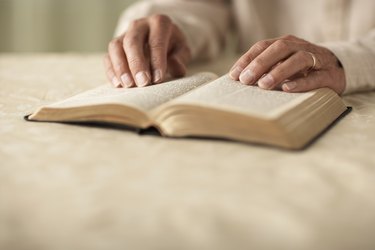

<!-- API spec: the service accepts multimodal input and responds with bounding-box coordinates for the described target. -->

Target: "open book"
[27,73,349,149]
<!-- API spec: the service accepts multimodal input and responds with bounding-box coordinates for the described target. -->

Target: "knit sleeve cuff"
[321,41,375,95]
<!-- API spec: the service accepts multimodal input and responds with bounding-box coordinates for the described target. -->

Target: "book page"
[171,75,315,118]
[46,72,218,111]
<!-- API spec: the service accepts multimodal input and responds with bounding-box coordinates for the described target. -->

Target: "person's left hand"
[229,35,346,94]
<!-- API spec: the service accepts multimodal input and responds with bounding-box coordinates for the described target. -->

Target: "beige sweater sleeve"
[322,29,375,94]
[115,0,230,61]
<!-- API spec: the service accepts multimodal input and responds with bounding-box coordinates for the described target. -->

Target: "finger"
[108,37,135,88]
[168,55,186,78]
[229,38,276,80]
[166,24,191,78]
[104,53,121,88]
[239,39,302,85]
[281,71,326,92]
[167,44,190,78]
[123,20,152,87]
[148,15,172,84]
[258,51,316,90]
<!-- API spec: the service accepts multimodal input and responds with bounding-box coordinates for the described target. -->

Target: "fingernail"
[135,71,151,87]
[258,74,274,89]
[121,73,133,88]
[229,66,243,80]
[283,81,297,91]
[112,76,122,88]
[239,69,255,84]
[153,69,162,83]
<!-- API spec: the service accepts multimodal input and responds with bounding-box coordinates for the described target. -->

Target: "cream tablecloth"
[1,54,375,250]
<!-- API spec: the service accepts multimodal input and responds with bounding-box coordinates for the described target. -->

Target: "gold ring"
[307,52,317,72]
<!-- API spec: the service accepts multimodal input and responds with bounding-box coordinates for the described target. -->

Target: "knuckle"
[113,61,126,72]
[129,18,144,29]
[150,56,159,65]
[108,39,122,50]
[149,37,165,50]
[124,35,139,48]
[282,34,296,40]
[127,57,143,68]
[252,58,266,69]
[241,52,253,64]
[274,40,289,50]
[253,40,269,52]
[234,57,249,69]
[236,60,250,70]
[150,56,165,67]
[150,14,171,25]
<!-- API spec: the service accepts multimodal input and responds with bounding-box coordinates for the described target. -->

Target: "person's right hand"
[104,14,191,88]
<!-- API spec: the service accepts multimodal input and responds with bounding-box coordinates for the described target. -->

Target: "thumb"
[167,45,190,78]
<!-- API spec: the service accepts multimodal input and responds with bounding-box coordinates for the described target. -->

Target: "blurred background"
[0,0,137,52]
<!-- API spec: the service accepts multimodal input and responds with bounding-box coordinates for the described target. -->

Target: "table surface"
[1,54,375,250]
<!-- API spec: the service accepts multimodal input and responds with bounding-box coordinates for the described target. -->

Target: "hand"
[104,14,191,88]
[229,35,346,94]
